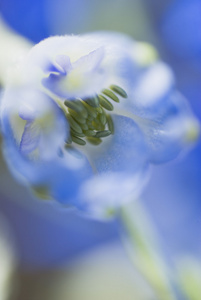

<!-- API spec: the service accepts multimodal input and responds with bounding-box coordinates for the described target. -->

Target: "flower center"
[64,85,127,146]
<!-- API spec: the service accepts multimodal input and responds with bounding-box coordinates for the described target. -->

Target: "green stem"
[120,201,177,300]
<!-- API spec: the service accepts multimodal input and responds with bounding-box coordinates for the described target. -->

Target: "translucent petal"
[120,62,175,120]
[2,111,93,205]
[135,93,200,163]
[44,55,72,75]
[20,121,40,155]
[78,115,150,217]
[78,170,149,219]
[72,47,104,72]
[89,115,149,173]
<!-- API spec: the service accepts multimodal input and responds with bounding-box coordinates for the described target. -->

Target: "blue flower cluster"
[0,32,199,218]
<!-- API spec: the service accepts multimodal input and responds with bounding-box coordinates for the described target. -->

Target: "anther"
[98,95,114,111]
[68,108,86,124]
[74,100,88,118]
[102,89,119,102]
[109,85,128,98]
[83,130,96,137]
[80,123,88,131]
[63,84,126,146]
[71,135,86,146]
[99,112,107,126]
[86,122,95,130]
[82,101,97,118]
[95,130,111,138]
[87,115,94,121]
[87,137,102,145]
[106,114,114,134]
[95,106,102,114]
[85,96,99,108]
[70,128,85,137]
[66,115,83,134]
[64,100,83,113]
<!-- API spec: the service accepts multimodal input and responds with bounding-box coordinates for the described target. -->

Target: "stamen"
[106,114,114,134]
[64,100,83,113]
[85,96,100,107]
[99,111,107,126]
[110,84,128,98]
[66,115,83,133]
[80,123,88,130]
[86,137,102,145]
[74,100,88,118]
[102,88,119,102]
[82,102,97,118]
[68,108,86,124]
[71,135,86,146]
[64,84,127,147]
[83,130,96,137]
[95,130,111,138]
[98,95,114,111]
[70,128,85,137]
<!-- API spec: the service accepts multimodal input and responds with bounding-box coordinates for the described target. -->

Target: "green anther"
[87,137,102,145]
[68,109,86,124]
[102,88,119,102]
[99,95,114,111]
[99,107,107,123]
[66,115,83,134]
[86,123,94,130]
[109,85,128,98]
[64,84,127,146]
[99,113,107,126]
[106,114,114,134]
[95,130,111,138]
[85,95,100,108]
[82,101,98,118]
[80,123,88,131]
[92,120,104,131]
[70,128,85,137]
[71,135,86,146]
[83,130,96,137]
[64,100,83,113]
[95,106,102,114]
[93,95,100,107]
[74,100,88,118]
[87,115,94,121]
[92,118,101,126]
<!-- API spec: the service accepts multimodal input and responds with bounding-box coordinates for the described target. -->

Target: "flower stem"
[120,201,177,300]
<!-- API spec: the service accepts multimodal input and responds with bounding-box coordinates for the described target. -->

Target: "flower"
[0,32,199,218]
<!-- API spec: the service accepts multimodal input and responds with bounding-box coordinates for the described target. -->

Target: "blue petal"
[42,73,67,98]
[136,92,200,163]
[1,111,93,205]
[1,88,92,206]
[91,115,149,174]
[72,47,104,72]
[77,115,150,217]
[42,48,106,99]
[44,55,72,75]
[122,62,175,120]
[20,121,40,155]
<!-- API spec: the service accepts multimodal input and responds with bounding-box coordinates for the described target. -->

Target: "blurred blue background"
[0,1,200,297]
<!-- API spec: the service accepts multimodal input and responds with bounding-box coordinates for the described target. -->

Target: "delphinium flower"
[0,32,199,218]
